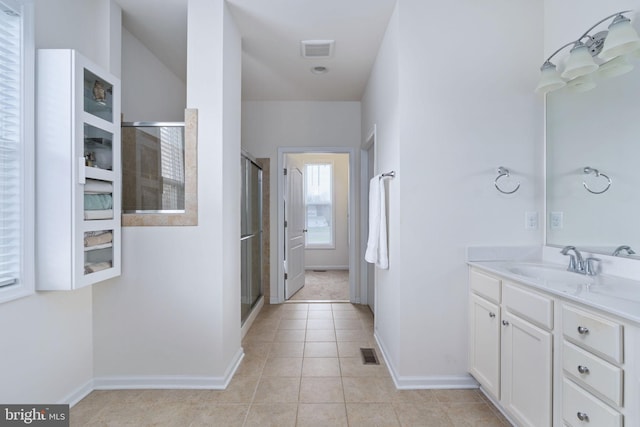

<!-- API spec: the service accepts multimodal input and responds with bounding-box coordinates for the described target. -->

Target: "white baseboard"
[374,332,479,390]
[241,296,264,339]
[60,379,94,407]
[78,348,244,405]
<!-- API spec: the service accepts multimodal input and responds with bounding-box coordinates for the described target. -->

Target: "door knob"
[576,412,589,422]
[502,320,509,326]
[577,365,590,374]
[577,326,589,335]
[489,312,496,318]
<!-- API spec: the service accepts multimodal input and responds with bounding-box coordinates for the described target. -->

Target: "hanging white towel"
[365,174,389,269]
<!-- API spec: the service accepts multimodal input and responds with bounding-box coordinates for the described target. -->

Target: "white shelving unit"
[36,49,121,290]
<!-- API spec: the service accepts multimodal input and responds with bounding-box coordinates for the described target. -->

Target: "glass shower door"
[241,155,262,324]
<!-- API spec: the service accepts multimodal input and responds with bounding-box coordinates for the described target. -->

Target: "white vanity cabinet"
[469,269,553,427]
[36,49,121,290]
[469,270,501,399]
[469,263,640,427]
[561,304,625,427]
[501,282,553,427]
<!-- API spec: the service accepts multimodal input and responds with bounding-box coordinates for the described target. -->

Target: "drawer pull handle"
[489,312,496,318]
[576,412,589,422]
[577,326,589,335]
[577,365,590,374]
[502,320,509,326]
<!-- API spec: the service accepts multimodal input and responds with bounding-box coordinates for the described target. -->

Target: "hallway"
[70,303,509,426]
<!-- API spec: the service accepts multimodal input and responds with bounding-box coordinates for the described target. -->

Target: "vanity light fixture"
[536,10,640,94]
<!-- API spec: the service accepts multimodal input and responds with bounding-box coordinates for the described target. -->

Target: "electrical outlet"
[550,211,563,230]
[525,211,538,230]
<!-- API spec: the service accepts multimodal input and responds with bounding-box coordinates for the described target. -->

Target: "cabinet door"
[469,294,500,399]
[501,312,553,427]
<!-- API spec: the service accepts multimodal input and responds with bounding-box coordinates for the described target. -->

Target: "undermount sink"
[506,263,593,285]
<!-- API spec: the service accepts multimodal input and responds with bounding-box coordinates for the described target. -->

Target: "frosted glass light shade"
[566,74,597,93]
[535,62,566,93]
[599,16,640,61]
[598,54,634,78]
[561,43,599,79]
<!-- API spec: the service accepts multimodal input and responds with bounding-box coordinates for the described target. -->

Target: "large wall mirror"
[546,68,640,259]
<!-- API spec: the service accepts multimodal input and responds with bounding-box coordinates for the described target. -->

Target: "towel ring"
[494,167,520,194]
[583,166,611,195]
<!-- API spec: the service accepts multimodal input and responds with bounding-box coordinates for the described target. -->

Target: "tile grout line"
[333,305,351,427]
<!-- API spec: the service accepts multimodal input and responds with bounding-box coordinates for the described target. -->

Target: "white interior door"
[285,156,305,299]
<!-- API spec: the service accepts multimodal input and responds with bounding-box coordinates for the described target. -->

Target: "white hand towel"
[365,174,389,269]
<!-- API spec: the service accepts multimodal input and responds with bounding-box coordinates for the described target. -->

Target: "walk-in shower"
[241,151,263,324]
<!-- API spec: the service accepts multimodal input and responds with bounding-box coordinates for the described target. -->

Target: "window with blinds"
[160,126,185,210]
[0,0,33,302]
[304,163,334,248]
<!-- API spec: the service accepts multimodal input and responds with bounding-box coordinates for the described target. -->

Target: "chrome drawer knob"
[577,412,589,421]
[577,365,590,374]
[502,320,509,326]
[577,326,589,335]
[489,312,496,318]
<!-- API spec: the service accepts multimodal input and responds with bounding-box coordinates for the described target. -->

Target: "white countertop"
[468,259,640,325]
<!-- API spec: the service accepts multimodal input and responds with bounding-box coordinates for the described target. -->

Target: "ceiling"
[115,0,397,101]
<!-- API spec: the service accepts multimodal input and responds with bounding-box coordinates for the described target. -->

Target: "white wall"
[242,101,361,300]
[92,0,242,386]
[361,2,402,372]
[0,0,121,405]
[362,0,544,387]
[121,28,186,122]
[288,153,350,270]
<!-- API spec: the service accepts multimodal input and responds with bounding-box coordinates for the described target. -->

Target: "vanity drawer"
[563,379,622,427]
[563,341,623,407]
[503,282,553,330]
[562,305,623,364]
[470,269,500,303]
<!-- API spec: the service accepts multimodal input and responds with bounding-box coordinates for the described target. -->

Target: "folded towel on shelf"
[84,209,113,220]
[84,179,113,194]
[365,174,390,269]
[84,193,113,210]
[84,242,113,251]
[84,231,113,247]
[84,261,112,274]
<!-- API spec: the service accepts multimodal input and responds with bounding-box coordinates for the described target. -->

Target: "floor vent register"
[360,348,380,365]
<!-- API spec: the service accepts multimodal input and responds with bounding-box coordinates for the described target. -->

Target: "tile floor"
[71,303,511,426]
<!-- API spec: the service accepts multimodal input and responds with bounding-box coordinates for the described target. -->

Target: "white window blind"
[0,1,22,289]
[160,126,185,210]
[304,163,334,247]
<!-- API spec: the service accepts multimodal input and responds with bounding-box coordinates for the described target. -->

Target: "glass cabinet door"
[84,230,114,275]
[83,68,114,123]
[84,123,113,171]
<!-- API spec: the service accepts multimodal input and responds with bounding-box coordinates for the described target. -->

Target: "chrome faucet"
[560,246,584,273]
[612,245,636,256]
[560,246,600,276]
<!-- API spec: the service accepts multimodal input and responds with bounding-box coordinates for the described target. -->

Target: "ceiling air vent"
[300,40,335,58]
